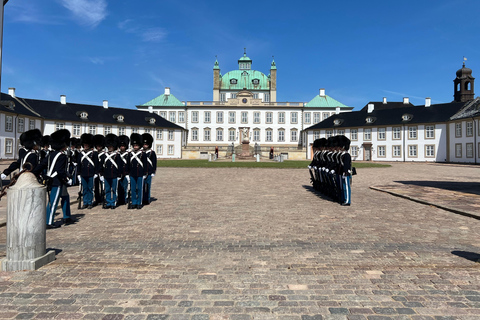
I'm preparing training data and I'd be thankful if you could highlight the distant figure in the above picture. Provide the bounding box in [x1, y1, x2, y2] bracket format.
[215, 146, 219, 159]
[269, 147, 274, 159]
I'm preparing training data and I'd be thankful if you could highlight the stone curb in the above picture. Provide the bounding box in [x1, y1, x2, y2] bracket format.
[370, 186, 480, 220]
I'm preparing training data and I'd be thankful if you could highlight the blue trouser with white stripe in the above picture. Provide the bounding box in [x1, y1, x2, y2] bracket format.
[104, 177, 118, 207]
[130, 176, 144, 206]
[81, 176, 94, 205]
[341, 174, 351, 205]
[143, 174, 152, 204]
[118, 176, 129, 204]
[46, 186, 71, 225]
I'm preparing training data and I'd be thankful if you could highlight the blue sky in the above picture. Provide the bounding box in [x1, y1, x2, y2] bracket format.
[1, 0, 479, 110]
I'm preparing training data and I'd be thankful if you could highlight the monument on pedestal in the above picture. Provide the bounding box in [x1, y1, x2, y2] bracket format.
[1, 172, 56, 271]
[240, 127, 252, 157]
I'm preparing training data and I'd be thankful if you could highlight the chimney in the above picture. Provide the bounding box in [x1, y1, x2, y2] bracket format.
[335, 107, 340, 114]
[403, 97, 409, 104]
[425, 97, 431, 107]
[367, 103, 374, 113]
[60, 95, 66, 105]
[103, 100, 108, 109]
[382, 97, 387, 104]
[165, 87, 170, 96]
[319, 88, 325, 97]
[148, 106, 153, 113]
[8, 88, 15, 97]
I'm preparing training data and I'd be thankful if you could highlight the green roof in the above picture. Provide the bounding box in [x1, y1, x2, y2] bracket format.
[305, 93, 351, 109]
[142, 93, 184, 107]
[220, 70, 270, 91]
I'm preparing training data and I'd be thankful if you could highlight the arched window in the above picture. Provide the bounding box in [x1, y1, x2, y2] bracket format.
[466, 81, 471, 91]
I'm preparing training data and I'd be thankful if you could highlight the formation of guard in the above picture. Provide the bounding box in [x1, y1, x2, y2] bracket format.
[308, 135, 353, 206]
[1, 129, 159, 228]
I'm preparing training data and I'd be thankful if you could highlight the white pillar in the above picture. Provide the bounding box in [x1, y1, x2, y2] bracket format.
[1, 173, 56, 271]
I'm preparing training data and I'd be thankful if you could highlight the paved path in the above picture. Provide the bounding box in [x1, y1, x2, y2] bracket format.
[0, 163, 479, 320]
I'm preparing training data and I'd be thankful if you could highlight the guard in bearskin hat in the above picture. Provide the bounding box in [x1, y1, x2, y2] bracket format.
[100, 134, 122, 209]
[117, 135, 130, 206]
[77, 133, 99, 209]
[128, 133, 147, 209]
[1, 129, 43, 181]
[93, 134, 106, 206]
[40, 135, 51, 161]
[33, 129, 74, 228]
[338, 135, 352, 206]
[142, 133, 156, 205]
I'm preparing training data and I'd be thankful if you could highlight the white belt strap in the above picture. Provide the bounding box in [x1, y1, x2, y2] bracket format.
[131, 151, 143, 167]
[81, 150, 95, 167]
[104, 153, 118, 169]
[120, 152, 128, 164]
[47, 152, 62, 178]
[20, 151, 34, 171]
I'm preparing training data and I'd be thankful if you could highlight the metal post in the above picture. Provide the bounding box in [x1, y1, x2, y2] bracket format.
[0, 2, 4, 92]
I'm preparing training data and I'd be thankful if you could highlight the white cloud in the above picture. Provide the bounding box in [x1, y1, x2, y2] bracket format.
[59, 0, 108, 28]
[8, 2, 63, 25]
[88, 57, 105, 65]
[118, 19, 167, 43]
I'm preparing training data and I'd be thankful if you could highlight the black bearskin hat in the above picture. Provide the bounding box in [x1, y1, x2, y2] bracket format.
[20, 129, 43, 150]
[41, 135, 50, 148]
[319, 138, 327, 148]
[81, 133, 94, 147]
[338, 135, 351, 151]
[69, 137, 77, 147]
[105, 134, 119, 149]
[312, 139, 322, 149]
[74, 138, 82, 148]
[142, 133, 154, 148]
[130, 133, 142, 147]
[118, 135, 129, 147]
[326, 136, 336, 148]
[50, 129, 71, 151]
[93, 134, 105, 148]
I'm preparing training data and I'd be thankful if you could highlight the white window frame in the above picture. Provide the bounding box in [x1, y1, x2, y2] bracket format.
[378, 128, 386, 140]
[17, 118, 24, 133]
[266, 129, 273, 142]
[169, 111, 176, 123]
[178, 111, 185, 123]
[393, 145, 402, 158]
[253, 129, 260, 142]
[304, 112, 311, 124]
[377, 145, 386, 157]
[191, 128, 198, 141]
[266, 112, 273, 124]
[291, 112, 298, 124]
[168, 145, 174, 155]
[291, 129, 298, 142]
[29, 119, 35, 130]
[5, 116, 13, 132]
[278, 112, 285, 124]
[408, 126, 417, 140]
[253, 112, 260, 124]
[89, 125, 96, 135]
[216, 111, 223, 124]
[228, 112, 236, 124]
[228, 129, 236, 141]
[364, 128, 372, 141]
[192, 111, 199, 123]
[466, 143, 473, 158]
[216, 128, 223, 141]
[241, 112, 248, 124]
[204, 111, 211, 123]
[350, 129, 358, 141]
[393, 127, 401, 140]
[408, 145, 418, 158]
[156, 145, 163, 155]
[425, 125, 435, 139]
[204, 128, 211, 141]
[455, 123, 462, 138]
[156, 129, 163, 140]
[425, 145, 435, 158]
[5, 138, 13, 154]
[455, 143, 462, 158]
[278, 129, 285, 142]
[168, 130, 174, 141]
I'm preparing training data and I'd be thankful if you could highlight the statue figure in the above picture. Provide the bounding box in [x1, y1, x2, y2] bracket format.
[241, 128, 249, 143]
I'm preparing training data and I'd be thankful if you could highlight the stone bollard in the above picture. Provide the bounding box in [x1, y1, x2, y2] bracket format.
[1, 172, 56, 271]
[232, 154, 235, 162]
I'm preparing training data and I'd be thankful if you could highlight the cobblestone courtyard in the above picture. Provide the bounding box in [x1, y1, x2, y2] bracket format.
[0, 163, 479, 320]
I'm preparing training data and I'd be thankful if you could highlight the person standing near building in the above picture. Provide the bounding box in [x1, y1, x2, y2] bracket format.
[101, 134, 121, 209]
[93, 134, 106, 207]
[142, 133, 156, 205]
[339, 135, 352, 206]
[34, 129, 74, 228]
[117, 135, 130, 206]
[129, 133, 147, 209]
[77, 133, 99, 209]
[1, 129, 43, 180]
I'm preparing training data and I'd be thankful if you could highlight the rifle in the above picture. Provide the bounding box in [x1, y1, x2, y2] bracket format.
[101, 177, 107, 209]
[77, 181, 83, 209]
[127, 177, 132, 209]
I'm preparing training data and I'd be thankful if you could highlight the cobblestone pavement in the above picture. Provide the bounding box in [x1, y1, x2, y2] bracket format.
[0, 162, 479, 320]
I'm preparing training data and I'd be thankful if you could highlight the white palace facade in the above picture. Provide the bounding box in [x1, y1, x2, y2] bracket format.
[137, 52, 353, 159]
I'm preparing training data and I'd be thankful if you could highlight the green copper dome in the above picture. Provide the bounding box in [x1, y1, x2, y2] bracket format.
[220, 70, 270, 91]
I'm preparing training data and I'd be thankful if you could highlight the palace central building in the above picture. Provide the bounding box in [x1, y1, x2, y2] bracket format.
[137, 51, 353, 159]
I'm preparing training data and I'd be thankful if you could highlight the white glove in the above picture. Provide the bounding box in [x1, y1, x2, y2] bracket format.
[100, 176, 105, 182]
[94, 174, 98, 179]
[77, 175, 81, 183]
[125, 175, 130, 180]
[1, 173, 7, 180]
[143, 175, 147, 180]
[308, 166, 311, 169]
[151, 173, 155, 177]
[67, 178, 73, 186]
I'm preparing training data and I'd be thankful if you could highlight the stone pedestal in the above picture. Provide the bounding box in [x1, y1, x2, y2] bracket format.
[1, 172, 55, 271]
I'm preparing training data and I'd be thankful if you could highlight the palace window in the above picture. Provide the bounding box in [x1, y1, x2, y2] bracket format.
[425, 125, 435, 139]
[119, 127, 126, 135]
[160, 111, 167, 119]
[178, 111, 185, 123]
[17, 118, 24, 133]
[253, 129, 260, 142]
[393, 145, 401, 157]
[314, 131, 320, 140]
[351, 146, 358, 157]
[231, 93, 237, 99]
[220, 93, 226, 102]
[157, 129, 163, 140]
[241, 112, 248, 124]
[229, 111, 236, 123]
[29, 119, 35, 130]
[291, 129, 298, 142]
[217, 111, 224, 123]
[278, 112, 285, 124]
[291, 112, 298, 124]
[56, 123, 65, 131]
[350, 129, 358, 141]
[467, 122, 473, 137]
[378, 128, 386, 140]
[156, 145, 163, 155]
[455, 123, 462, 137]
[228, 129, 236, 141]
[326, 130, 333, 138]
[266, 112, 273, 124]
[323, 112, 329, 120]
[408, 145, 417, 157]
[168, 145, 174, 155]
[5, 139, 13, 154]
[89, 125, 96, 135]
[425, 145, 435, 157]
[105, 126, 112, 135]
[168, 130, 174, 140]
[191, 111, 199, 123]
[466, 143, 474, 158]
[230, 79, 237, 84]
[364, 128, 372, 141]
[393, 127, 401, 140]
[73, 124, 81, 136]
[204, 128, 211, 141]
[253, 93, 259, 99]
[313, 112, 320, 124]
[204, 111, 211, 123]
[304, 112, 311, 124]
[266, 129, 273, 142]
[264, 93, 270, 102]
[216, 128, 223, 141]
[455, 143, 462, 157]
[408, 126, 417, 139]
[253, 112, 260, 124]
[169, 111, 176, 123]
[5, 116, 13, 132]
[132, 127, 139, 133]
[191, 128, 198, 141]
[378, 146, 386, 157]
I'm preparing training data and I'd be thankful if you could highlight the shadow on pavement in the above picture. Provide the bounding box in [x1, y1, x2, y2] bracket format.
[451, 250, 480, 263]
[394, 181, 480, 196]
[302, 185, 339, 203]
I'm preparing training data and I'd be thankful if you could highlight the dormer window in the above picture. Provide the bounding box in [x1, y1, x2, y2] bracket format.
[76, 111, 89, 120]
[252, 79, 260, 85]
[114, 114, 124, 122]
[402, 114, 413, 121]
[242, 71, 248, 76]
[230, 79, 237, 84]
[146, 117, 156, 125]
[333, 119, 344, 126]
[366, 117, 376, 124]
